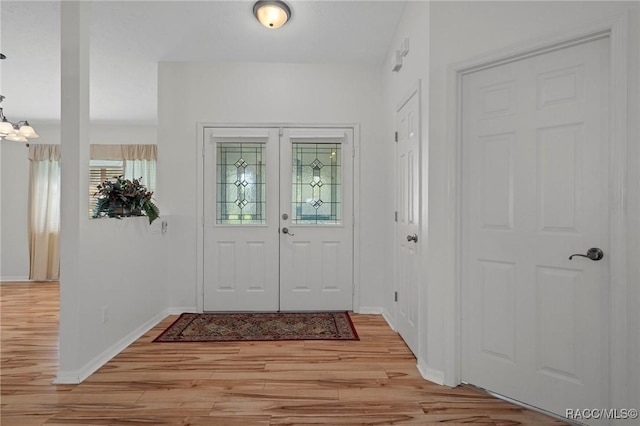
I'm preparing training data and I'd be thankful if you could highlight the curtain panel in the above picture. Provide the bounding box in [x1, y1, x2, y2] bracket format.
[28, 144, 61, 281]
[90, 144, 156, 161]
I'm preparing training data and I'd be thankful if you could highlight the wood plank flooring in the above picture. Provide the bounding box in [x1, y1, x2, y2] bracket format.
[1, 282, 567, 425]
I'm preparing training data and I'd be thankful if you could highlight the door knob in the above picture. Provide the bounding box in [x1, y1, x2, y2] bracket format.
[282, 227, 294, 236]
[569, 247, 603, 261]
[406, 233, 418, 243]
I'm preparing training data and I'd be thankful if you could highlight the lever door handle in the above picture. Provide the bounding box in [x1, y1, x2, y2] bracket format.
[569, 247, 603, 261]
[406, 233, 418, 243]
[282, 227, 294, 236]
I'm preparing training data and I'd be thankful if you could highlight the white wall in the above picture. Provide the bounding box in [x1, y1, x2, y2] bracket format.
[56, 118, 166, 382]
[428, 0, 639, 410]
[0, 124, 158, 281]
[69, 216, 168, 377]
[158, 62, 390, 312]
[380, 0, 432, 374]
[0, 139, 30, 279]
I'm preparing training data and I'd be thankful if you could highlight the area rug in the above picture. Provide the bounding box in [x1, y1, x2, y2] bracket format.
[153, 312, 359, 342]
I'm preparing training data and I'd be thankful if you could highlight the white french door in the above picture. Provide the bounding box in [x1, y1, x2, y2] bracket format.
[461, 37, 610, 422]
[279, 128, 354, 311]
[203, 127, 353, 312]
[203, 128, 280, 312]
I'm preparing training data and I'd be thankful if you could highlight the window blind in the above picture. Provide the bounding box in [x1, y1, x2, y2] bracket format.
[89, 160, 125, 216]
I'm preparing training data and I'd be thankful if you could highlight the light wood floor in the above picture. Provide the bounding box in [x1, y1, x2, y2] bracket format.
[1, 281, 567, 425]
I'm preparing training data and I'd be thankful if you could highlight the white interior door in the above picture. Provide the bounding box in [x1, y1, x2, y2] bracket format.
[204, 127, 354, 312]
[279, 128, 354, 311]
[203, 128, 280, 311]
[461, 37, 609, 422]
[395, 87, 420, 355]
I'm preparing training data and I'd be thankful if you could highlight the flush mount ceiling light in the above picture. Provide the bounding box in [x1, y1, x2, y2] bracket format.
[253, 0, 291, 29]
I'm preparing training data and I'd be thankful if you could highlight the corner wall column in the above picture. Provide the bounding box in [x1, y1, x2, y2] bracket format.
[56, 0, 90, 383]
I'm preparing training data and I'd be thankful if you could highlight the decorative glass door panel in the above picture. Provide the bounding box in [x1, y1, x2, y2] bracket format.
[292, 143, 341, 224]
[217, 143, 266, 224]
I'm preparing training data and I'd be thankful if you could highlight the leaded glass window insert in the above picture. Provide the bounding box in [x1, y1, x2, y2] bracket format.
[292, 143, 341, 224]
[217, 143, 266, 224]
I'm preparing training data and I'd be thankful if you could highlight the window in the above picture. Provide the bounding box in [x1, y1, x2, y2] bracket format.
[89, 160, 125, 215]
[89, 145, 157, 217]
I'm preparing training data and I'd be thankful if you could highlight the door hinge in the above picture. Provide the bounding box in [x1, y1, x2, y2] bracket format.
[394, 291, 398, 302]
[394, 131, 398, 142]
[394, 211, 398, 222]
[352, 145, 355, 158]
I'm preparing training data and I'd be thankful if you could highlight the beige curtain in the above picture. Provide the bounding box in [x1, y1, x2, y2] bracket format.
[28, 144, 61, 281]
[91, 144, 157, 190]
[123, 159, 156, 190]
[90, 144, 156, 161]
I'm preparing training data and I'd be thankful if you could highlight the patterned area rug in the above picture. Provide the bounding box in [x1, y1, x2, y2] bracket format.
[154, 312, 359, 342]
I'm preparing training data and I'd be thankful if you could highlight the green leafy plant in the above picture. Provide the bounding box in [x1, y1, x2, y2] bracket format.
[93, 175, 160, 224]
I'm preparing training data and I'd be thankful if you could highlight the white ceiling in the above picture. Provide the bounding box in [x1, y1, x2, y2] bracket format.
[1, 1, 407, 124]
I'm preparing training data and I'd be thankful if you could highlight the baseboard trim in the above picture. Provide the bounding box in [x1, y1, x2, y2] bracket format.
[54, 307, 185, 384]
[357, 307, 383, 315]
[167, 307, 197, 315]
[354, 307, 442, 385]
[381, 307, 396, 332]
[53, 370, 84, 385]
[358, 306, 397, 332]
[463, 383, 582, 426]
[417, 359, 445, 385]
[356, 307, 399, 332]
[0, 276, 31, 282]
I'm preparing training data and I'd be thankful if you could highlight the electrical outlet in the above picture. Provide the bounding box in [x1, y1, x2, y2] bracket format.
[151, 220, 162, 234]
[102, 306, 109, 324]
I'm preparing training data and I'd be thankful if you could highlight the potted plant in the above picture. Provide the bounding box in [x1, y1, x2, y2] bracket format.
[93, 175, 160, 224]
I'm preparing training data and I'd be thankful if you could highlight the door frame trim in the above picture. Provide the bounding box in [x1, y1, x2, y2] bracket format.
[196, 123, 361, 313]
[446, 13, 629, 411]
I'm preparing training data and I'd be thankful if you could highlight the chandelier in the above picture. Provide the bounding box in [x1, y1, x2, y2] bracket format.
[0, 54, 39, 142]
